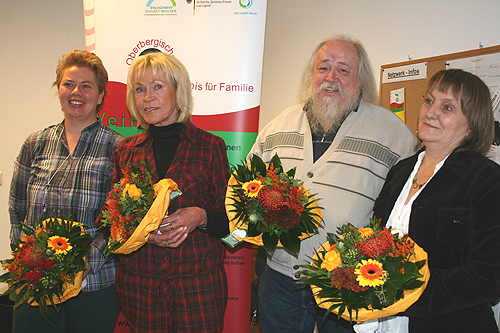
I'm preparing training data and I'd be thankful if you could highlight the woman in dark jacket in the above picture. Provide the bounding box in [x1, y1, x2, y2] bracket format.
[373, 69, 500, 333]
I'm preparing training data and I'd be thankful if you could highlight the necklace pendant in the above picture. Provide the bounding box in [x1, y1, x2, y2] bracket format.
[412, 177, 425, 189]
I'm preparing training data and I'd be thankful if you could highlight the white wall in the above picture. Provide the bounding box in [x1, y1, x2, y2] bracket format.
[0, 1, 85, 290]
[1, 0, 500, 288]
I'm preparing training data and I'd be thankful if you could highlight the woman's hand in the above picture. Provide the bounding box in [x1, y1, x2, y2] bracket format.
[148, 207, 207, 248]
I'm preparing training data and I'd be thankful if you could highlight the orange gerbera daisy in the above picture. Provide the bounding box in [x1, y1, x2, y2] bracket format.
[242, 180, 263, 197]
[354, 259, 387, 287]
[47, 236, 73, 255]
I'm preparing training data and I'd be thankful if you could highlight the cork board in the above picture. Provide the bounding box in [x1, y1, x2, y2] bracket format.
[379, 45, 500, 135]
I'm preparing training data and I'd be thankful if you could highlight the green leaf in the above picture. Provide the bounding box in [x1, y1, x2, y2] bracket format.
[262, 232, 279, 255]
[403, 279, 425, 290]
[268, 154, 283, 174]
[9, 292, 17, 302]
[250, 154, 267, 176]
[415, 259, 426, 270]
[279, 229, 301, 256]
[246, 221, 261, 237]
[286, 166, 296, 178]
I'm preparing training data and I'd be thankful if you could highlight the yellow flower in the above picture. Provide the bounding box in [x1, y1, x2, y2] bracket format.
[47, 236, 73, 255]
[123, 183, 142, 200]
[358, 227, 374, 238]
[242, 180, 263, 197]
[321, 245, 342, 271]
[355, 259, 387, 287]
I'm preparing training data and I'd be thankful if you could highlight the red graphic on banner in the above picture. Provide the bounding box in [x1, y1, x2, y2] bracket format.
[223, 243, 253, 333]
[99, 82, 137, 131]
[192, 107, 259, 133]
[114, 311, 131, 333]
[100, 81, 259, 135]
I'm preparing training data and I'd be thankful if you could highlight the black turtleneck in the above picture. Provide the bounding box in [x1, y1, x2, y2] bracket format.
[150, 122, 229, 238]
[150, 123, 184, 178]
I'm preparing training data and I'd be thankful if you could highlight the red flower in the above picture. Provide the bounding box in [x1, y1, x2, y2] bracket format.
[16, 244, 34, 260]
[25, 252, 45, 268]
[330, 266, 370, 293]
[358, 230, 394, 259]
[40, 259, 55, 271]
[288, 187, 299, 198]
[286, 200, 305, 215]
[388, 236, 414, 261]
[25, 270, 42, 285]
[120, 176, 129, 187]
[262, 206, 301, 229]
[259, 188, 286, 210]
[16, 243, 45, 268]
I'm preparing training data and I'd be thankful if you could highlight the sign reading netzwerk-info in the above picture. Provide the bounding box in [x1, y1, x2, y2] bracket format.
[84, 1, 267, 333]
[382, 62, 427, 84]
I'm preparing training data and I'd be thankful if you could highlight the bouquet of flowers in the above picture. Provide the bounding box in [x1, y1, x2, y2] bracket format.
[100, 161, 181, 255]
[225, 154, 323, 256]
[0, 216, 91, 323]
[300, 218, 429, 323]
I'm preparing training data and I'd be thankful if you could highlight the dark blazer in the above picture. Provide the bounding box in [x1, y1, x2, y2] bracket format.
[373, 149, 500, 333]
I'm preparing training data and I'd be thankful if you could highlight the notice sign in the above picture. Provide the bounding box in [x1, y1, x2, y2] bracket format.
[390, 87, 406, 122]
[382, 62, 427, 83]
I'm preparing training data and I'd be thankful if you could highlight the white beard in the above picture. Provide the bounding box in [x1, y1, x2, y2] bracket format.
[309, 82, 360, 135]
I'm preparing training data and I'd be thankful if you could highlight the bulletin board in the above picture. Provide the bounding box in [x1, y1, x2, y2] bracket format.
[379, 45, 500, 135]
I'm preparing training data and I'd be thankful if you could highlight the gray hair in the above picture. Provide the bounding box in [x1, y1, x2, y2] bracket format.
[298, 35, 378, 104]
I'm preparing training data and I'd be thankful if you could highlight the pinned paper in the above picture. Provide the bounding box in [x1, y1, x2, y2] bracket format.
[390, 88, 406, 122]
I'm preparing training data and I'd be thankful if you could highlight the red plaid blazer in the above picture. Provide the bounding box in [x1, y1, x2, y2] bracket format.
[111, 122, 229, 332]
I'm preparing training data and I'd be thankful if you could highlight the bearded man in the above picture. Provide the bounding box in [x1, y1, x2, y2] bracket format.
[248, 35, 417, 333]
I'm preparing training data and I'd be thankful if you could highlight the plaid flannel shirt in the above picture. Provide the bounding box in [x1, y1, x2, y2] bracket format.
[9, 120, 123, 292]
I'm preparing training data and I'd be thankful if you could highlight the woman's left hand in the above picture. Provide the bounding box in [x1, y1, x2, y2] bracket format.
[148, 207, 207, 248]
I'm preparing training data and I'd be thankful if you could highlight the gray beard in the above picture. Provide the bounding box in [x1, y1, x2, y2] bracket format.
[308, 100, 346, 137]
[308, 94, 360, 137]
[308, 81, 361, 136]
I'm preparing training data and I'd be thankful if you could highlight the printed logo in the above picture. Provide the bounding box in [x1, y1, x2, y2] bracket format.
[239, 0, 252, 8]
[145, 0, 177, 16]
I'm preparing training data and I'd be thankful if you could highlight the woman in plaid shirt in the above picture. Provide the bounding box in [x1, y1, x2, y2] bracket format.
[9, 50, 123, 332]
[108, 52, 230, 332]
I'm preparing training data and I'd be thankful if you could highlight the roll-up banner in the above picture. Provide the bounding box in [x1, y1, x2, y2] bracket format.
[83, 1, 267, 332]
